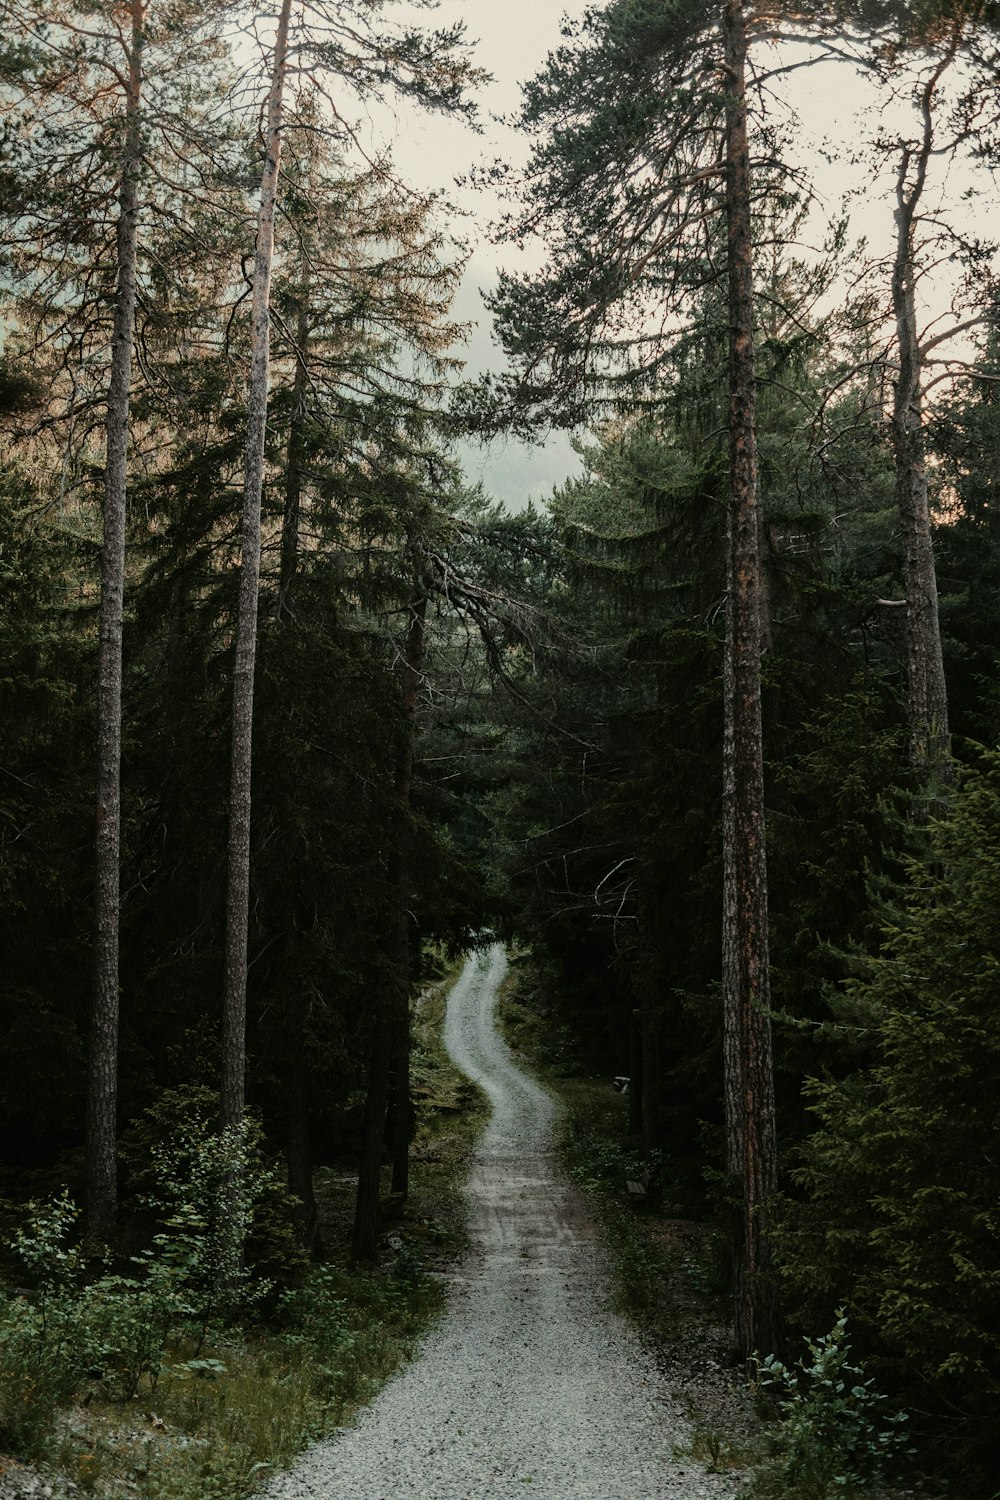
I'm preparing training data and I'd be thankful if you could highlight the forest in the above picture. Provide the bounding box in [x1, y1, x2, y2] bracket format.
[2, 0, 1000, 1496]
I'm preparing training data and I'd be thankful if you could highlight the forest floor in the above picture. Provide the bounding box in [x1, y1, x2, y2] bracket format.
[2, 947, 926, 1500]
[0, 958, 486, 1500]
[259, 944, 742, 1500]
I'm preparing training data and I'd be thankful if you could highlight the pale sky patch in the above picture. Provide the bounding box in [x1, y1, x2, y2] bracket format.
[370, 5, 1000, 508]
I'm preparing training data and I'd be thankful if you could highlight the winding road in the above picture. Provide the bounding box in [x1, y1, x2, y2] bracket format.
[263, 946, 738, 1499]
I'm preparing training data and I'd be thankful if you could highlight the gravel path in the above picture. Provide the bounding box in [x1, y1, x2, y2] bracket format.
[262, 944, 740, 1500]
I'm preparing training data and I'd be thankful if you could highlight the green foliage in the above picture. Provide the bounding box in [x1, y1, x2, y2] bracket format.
[0, 1293, 79, 1455]
[0, 476, 93, 1173]
[775, 749, 1000, 1483]
[751, 1313, 911, 1498]
[122, 1087, 306, 1318]
[0, 1104, 289, 1456]
[932, 328, 1000, 743]
[0, 1191, 194, 1450]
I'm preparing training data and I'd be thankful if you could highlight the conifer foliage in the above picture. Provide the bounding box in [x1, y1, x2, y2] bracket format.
[3, 3, 1000, 1492]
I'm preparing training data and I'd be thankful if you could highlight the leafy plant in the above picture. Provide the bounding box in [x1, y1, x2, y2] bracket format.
[122, 1086, 307, 1311]
[752, 1312, 911, 1498]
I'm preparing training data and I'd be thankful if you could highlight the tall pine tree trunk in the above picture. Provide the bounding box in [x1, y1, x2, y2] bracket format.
[286, 950, 319, 1253]
[890, 67, 951, 780]
[352, 1001, 392, 1260]
[721, 0, 777, 1361]
[278, 275, 310, 622]
[86, 0, 145, 1249]
[278, 270, 318, 1247]
[354, 588, 428, 1252]
[221, 0, 293, 1136]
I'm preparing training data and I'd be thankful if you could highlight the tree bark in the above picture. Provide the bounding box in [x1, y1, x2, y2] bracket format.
[639, 992, 661, 1155]
[628, 1007, 643, 1137]
[86, 0, 145, 1250]
[721, 0, 778, 1361]
[890, 63, 952, 781]
[221, 0, 293, 1137]
[278, 266, 315, 1242]
[278, 270, 310, 622]
[286, 965, 319, 1254]
[353, 588, 428, 1244]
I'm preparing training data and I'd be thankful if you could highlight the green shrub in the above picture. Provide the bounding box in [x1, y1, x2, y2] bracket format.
[122, 1086, 308, 1313]
[0, 1291, 80, 1455]
[752, 1312, 911, 1497]
[775, 749, 1000, 1483]
[0, 1112, 288, 1457]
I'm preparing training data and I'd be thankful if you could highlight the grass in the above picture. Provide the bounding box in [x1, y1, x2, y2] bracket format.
[496, 954, 934, 1500]
[497, 953, 761, 1479]
[50, 1273, 444, 1499]
[1, 955, 487, 1500]
[497, 958, 727, 1341]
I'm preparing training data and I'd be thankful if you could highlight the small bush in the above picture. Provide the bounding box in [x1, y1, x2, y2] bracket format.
[0, 1292, 80, 1455]
[751, 1312, 911, 1498]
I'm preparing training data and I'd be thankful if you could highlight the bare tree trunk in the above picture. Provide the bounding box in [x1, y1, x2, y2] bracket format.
[722, 0, 777, 1361]
[639, 993, 660, 1155]
[890, 63, 952, 781]
[86, 0, 145, 1250]
[389, 592, 427, 1198]
[278, 276, 310, 622]
[628, 1006, 643, 1136]
[278, 274, 315, 1243]
[221, 0, 293, 1137]
[722, 512, 742, 1185]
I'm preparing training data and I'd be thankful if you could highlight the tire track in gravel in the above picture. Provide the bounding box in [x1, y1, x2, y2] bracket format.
[262, 944, 739, 1500]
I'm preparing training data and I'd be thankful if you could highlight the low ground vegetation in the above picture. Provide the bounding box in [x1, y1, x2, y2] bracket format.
[0, 964, 484, 1500]
[498, 953, 932, 1500]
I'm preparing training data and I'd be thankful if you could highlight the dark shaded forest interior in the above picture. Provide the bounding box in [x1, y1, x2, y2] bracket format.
[2, 1, 1000, 1497]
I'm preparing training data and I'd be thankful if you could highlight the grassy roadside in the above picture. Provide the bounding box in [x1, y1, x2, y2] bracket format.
[495, 951, 759, 1482]
[0, 956, 486, 1500]
[497, 952, 930, 1500]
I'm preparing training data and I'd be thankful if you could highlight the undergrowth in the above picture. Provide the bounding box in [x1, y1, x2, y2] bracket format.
[0, 956, 485, 1500]
[497, 955, 728, 1346]
[498, 950, 924, 1500]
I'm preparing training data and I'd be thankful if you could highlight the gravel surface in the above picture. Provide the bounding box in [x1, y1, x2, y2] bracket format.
[262, 944, 742, 1500]
[0, 1461, 70, 1500]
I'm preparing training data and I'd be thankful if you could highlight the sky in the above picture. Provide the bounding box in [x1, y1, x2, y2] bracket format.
[378, 0, 593, 511]
[366, 3, 999, 511]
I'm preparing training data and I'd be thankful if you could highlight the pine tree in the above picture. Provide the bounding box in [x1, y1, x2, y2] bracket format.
[217, 0, 483, 1218]
[481, 0, 807, 1358]
[0, 0, 235, 1246]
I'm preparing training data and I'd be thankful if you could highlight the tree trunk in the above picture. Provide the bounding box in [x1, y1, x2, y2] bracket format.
[278, 270, 315, 1241]
[639, 990, 660, 1155]
[86, 0, 145, 1250]
[221, 0, 293, 1137]
[628, 1006, 643, 1136]
[389, 592, 427, 1198]
[722, 514, 742, 1185]
[721, 0, 777, 1361]
[278, 273, 310, 622]
[890, 72, 951, 781]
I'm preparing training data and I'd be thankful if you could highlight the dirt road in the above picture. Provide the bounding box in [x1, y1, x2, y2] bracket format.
[263, 945, 737, 1499]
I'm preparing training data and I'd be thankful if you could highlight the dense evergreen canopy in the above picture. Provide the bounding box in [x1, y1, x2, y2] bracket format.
[2, 0, 1000, 1491]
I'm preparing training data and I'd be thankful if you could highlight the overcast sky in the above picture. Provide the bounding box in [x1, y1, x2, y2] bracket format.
[365, 4, 998, 511]
[371, 1, 592, 511]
